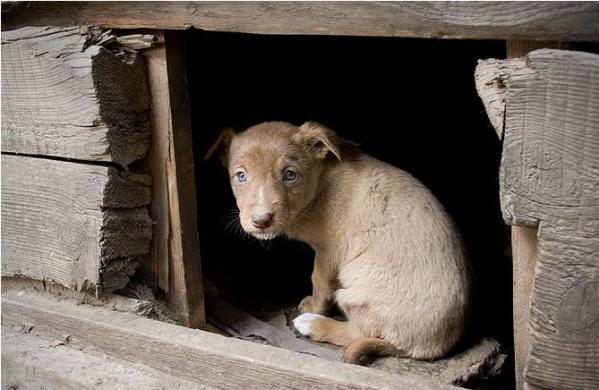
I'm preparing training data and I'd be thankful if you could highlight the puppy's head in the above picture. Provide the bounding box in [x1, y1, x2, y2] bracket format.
[206, 121, 342, 240]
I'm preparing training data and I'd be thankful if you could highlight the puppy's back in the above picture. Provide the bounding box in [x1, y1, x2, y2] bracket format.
[331, 155, 471, 358]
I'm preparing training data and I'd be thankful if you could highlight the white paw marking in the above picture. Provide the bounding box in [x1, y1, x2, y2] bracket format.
[293, 313, 324, 336]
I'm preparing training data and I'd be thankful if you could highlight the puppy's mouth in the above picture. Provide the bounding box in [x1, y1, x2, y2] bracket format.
[251, 230, 278, 240]
[244, 224, 280, 240]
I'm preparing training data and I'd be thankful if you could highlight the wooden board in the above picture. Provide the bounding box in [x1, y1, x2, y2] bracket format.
[1, 26, 151, 168]
[1, 155, 152, 295]
[504, 41, 568, 390]
[510, 226, 541, 390]
[1, 290, 458, 390]
[475, 49, 599, 390]
[140, 31, 205, 329]
[2, 327, 212, 390]
[2, 2, 598, 42]
[205, 286, 505, 386]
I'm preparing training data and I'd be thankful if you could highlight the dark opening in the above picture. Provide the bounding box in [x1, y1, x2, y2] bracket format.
[187, 30, 512, 389]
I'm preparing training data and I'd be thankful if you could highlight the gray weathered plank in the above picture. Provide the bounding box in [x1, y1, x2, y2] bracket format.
[1, 2, 598, 41]
[476, 49, 599, 390]
[1, 154, 152, 295]
[1, 26, 151, 168]
[1, 327, 211, 390]
[1, 290, 459, 390]
[510, 226, 542, 390]
[139, 31, 205, 329]
[504, 41, 572, 390]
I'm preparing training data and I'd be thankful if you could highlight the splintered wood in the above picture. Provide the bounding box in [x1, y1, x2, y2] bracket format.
[475, 49, 599, 390]
[1, 26, 151, 167]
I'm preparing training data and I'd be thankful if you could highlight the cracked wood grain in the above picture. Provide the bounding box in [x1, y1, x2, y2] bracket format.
[476, 49, 599, 390]
[1, 26, 151, 168]
[1, 155, 152, 295]
[2, 2, 598, 41]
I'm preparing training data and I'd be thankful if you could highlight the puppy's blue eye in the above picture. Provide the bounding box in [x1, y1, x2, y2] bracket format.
[235, 171, 247, 182]
[284, 170, 297, 181]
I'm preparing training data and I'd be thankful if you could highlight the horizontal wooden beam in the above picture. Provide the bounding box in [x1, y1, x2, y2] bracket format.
[1, 290, 458, 390]
[1, 155, 152, 295]
[1, 26, 151, 167]
[2, 2, 598, 42]
[2, 326, 208, 390]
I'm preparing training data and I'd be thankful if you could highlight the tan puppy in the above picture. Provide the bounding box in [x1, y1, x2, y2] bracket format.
[207, 121, 471, 363]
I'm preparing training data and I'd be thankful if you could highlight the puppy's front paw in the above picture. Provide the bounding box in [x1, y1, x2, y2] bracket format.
[298, 295, 315, 313]
[293, 313, 325, 337]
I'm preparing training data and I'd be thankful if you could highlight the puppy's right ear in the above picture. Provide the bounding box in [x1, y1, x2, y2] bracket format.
[204, 127, 236, 167]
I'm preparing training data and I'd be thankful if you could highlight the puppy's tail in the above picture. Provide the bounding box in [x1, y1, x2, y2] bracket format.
[342, 338, 407, 365]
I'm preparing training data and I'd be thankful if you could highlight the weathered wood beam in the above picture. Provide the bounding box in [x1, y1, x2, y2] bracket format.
[476, 49, 599, 390]
[1, 26, 151, 168]
[505, 40, 572, 390]
[2, 327, 209, 390]
[1, 290, 459, 390]
[2, 2, 598, 42]
[140, 31, 205, 329]
[1, 155, 152, 295]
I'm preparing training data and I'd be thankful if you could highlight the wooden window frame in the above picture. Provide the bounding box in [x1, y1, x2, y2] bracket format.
[2, 3, 598, 389]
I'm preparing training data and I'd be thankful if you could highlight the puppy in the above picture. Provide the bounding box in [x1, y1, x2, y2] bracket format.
[206, 121, 471, 363]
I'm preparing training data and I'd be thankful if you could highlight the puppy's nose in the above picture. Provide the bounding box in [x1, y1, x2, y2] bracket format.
[251, 213, 273, 229]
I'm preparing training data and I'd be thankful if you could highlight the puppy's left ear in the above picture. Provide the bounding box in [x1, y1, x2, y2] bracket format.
[204, 127, 236, 167]
[295, 122, 342, 162]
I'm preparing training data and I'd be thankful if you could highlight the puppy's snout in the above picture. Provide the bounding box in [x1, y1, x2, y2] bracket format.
[251, 212, 273, 229]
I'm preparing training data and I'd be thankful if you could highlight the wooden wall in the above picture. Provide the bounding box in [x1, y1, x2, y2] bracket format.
[1, 27, 153, 296]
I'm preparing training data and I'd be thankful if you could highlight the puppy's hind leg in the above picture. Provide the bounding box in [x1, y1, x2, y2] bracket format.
[293, 313, 357, 348]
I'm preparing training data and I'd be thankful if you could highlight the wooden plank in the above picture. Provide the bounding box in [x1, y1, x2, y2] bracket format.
[1, 155, 152, 295]
[1, 26, 151, 168]
[506, 40, 571, 58]
[511, 226, 542, 390]
[505, 41, 569, 390]
[206, 287, 505, 386]
[1, 290, 458, 390]
[138, 32, 170, 295]
[2, 327, 211, 390]
[140, 31, 205, 329]
[2, 2, 598, 41]
[475, 49, 599, 390]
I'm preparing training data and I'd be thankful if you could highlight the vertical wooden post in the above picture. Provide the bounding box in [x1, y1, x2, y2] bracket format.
[142, 31, 205, 329]
[510, 226, 541, 390]
[506, 40, 565, 390]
